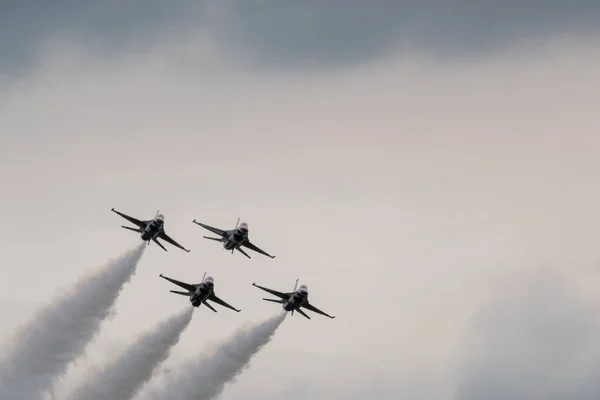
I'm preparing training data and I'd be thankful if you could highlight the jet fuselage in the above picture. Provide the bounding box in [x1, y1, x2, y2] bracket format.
[190, 282, 213, 307]
[282, 291, 308, 312]
[140, 220, 163, 241]
[222, 228, 248, 250]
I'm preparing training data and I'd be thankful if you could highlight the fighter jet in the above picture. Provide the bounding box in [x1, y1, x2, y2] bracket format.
[111, 208, 190, 252]
[159, 272, 241, 312]
[252, 279, 335, 319]
[192, 217, 275, 259]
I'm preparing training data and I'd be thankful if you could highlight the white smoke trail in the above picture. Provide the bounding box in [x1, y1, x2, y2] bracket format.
[144, 312, 286, 400]
[65, 306, 194, 400]
[0, 243, 145, 400]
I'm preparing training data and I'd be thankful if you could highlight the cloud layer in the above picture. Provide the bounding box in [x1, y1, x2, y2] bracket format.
[3, 0, 600, 75]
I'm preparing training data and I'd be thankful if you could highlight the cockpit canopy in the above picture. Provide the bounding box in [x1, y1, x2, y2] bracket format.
[205, 276, 214, 286]
[155, 213, 165, 224]
[238, 222, 248, 232]
[298, 284, 308, 295]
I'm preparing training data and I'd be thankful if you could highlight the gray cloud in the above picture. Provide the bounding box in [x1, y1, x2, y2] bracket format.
[210, 0, 600, 69]
[0, 0, 202, 77]
[2, 0, 600, 76]
[456, 267, 600, 400]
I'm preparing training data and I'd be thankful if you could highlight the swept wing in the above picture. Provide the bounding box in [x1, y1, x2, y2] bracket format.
[301, 301, 336, 319]
[241, 240, 276, 259]
[159, 274, 197, 292]
[111, 208, 147, 228]
[158, 232, 191, 253]
[192, 220, 227, 236]
[251, 283, 290, 299]
[208, 293, 241, 312]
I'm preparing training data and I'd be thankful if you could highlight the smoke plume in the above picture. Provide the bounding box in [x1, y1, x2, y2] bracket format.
[0, 244, 145, 400]
[145, 312, 286, 400]
[65, 305, 194, 400]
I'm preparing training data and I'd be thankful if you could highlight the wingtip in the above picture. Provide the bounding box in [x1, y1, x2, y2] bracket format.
[186, 249, 191, 253]
[252, 282, 257, 286]
[111, 207, 115, 211]
[159, 273, 164, 277]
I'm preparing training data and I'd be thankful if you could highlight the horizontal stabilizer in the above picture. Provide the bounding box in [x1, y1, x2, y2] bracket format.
[262, 298, 284, 303]
[153, 238, 168, 251]
[202, 300, 217, 312]
[235, 246, 251, 259]
[121, 226, 142, 233]
[170, 290, 189, 296]
[203, 236, 223, 242]
[296, 308, 311, 319]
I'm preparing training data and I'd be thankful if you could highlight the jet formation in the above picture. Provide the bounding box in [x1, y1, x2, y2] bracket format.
[111, 208, 335, 319]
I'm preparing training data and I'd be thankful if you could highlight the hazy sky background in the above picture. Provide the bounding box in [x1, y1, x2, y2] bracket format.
[1, 1, 600, 399]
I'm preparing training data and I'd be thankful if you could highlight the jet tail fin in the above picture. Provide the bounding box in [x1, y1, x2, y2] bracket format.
[293, 278, 299, 292]
[170, 290, 189, 296]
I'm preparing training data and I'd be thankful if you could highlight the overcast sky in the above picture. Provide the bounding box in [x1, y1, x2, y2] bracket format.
[1, 2, 600, 399]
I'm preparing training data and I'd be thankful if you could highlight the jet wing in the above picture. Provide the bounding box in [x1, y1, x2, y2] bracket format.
[301, 301, 336, 319]
[111, 208, 147, 228]
[208, 293, 241, 312]
[192, 220, 226, 236]
[251, 283, 290, 300]
[158, 232, 191, 253]
[159, 274, 197, 292]
[241, 240, 276, 259]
